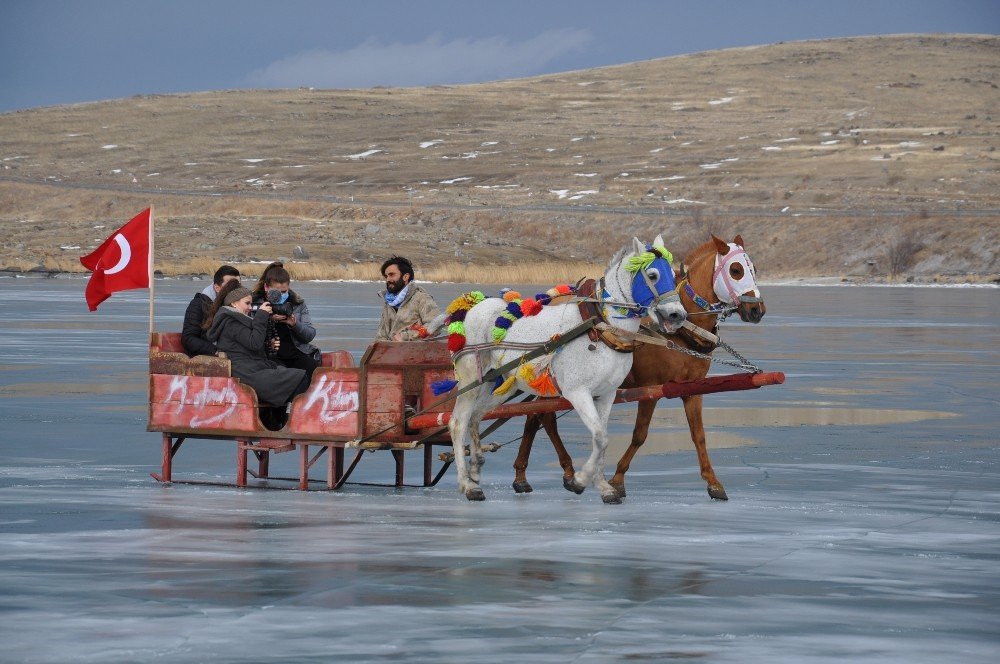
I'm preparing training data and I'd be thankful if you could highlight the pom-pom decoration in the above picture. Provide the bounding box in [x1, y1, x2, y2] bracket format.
[527, 369, 559, 396]
[492, 374, 518, 396]
[431, 378, 458, 395]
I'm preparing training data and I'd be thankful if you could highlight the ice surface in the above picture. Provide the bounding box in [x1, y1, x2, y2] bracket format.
[0, 281, 997, 663]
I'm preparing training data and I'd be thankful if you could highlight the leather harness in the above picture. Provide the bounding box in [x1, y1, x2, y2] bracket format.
[576, 279, 640, 353]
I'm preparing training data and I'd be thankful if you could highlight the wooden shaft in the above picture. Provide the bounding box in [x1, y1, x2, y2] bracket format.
[406, 371, 785, 429]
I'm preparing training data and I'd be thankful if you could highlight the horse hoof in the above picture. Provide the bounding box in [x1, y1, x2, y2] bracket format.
[465, 488, 486, 501]
[563, 478, 586, 495]
[601, 491, 623, 505]
[610, 483, 627, 498]
[708, 485, 729, 501]
[512, 481, 533, 494]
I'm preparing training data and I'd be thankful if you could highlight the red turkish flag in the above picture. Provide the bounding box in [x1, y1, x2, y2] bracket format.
[80, 208, 151, 311]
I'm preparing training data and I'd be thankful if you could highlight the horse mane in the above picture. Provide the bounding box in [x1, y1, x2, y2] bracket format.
[605, 242, 631, 273]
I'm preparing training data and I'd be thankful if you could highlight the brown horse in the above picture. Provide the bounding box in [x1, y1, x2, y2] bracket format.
[511, 235, 766, 500]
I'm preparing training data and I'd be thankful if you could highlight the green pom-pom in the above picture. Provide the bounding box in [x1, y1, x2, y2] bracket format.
[491, 327, 507, 343]
[448, 321, 465, 335]
[470, 291, 485, 304]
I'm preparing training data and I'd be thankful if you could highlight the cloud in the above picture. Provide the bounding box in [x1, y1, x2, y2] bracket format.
[246, 29, 591, 89]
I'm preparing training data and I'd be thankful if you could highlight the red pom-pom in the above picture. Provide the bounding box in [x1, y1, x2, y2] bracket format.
[520, 299, 542, 316]
[448, 334, 466, 353]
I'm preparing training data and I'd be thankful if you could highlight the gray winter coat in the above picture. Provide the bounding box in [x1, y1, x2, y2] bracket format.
[207, 306, 306, 405]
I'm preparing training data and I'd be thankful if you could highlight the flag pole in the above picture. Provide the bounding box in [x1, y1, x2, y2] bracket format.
[148, 205, 155, 339]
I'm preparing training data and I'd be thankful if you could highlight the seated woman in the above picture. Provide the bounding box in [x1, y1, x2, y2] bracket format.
[204, 281, 310, 429]
[251, 261, 321, 379]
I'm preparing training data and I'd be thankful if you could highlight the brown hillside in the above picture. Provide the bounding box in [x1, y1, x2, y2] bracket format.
[0, 34, 997, 282]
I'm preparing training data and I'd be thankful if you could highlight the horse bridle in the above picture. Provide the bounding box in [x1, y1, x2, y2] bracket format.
[678, 244, 760, 316]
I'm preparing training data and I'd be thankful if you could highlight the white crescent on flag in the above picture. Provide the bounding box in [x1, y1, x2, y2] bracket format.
[103, 234, 132, 275]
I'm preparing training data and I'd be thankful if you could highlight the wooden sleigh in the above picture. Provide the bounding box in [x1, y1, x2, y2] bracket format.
[147, 332, 783, 492]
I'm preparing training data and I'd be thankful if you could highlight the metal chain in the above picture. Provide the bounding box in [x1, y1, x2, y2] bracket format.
[657, 334, 762, 373]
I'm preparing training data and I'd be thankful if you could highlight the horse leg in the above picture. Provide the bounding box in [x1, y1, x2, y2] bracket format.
[538, 412, 582, 494]
[610, 397, 658, 498]
[448, 393, 485, 501]
[683, 394, 728, 500]
[512, 414, 541, 494]
[568, 391, 620, 504]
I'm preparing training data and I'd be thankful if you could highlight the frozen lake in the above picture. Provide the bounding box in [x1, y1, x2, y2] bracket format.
[0, 278, 998, 663]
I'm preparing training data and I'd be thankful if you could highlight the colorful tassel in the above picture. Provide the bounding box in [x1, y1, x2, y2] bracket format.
[528, 369, 559, 396]
[492, 374, 517, 396]
[518, 363, 536, 382]
[520, 299, 542, 316]
[431, 378, 458, 395]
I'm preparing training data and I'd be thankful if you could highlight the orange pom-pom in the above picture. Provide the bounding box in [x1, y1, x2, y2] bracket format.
[520, 299, 542, 316]
[528, 369, 559, 396]
[555, 284, 573, 295]
[502, 290, 522, 302]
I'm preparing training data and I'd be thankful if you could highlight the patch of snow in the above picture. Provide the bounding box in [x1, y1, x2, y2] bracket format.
[545, 148, 556, 152]
[241, 158, 266, 163]
[762, 146, 782, 151]
[420, 140, 443, 148]
[781, 206, 791, 212]
[59, 245, 80, 250]
[568, 190, 598, 200]
[708, 97, 733, 105]
[667, 175, 685, 180]
[481, 141, 498, 146]
[146, 173, 159, 177]
[821, 140, 840, 145]
[570, 137, 586, 142]
[549, 189, 570, 199]
[723, 157, 739, 162]
[774, 138, 800, 143]
[899, 141, 923, 148]
[110, 169, 122, 174]
[575, 173, 598, 177]
[345, 149, 383, 159]
[102, 145, 117, 149]
[650, 147, 665, 153]
[3, 156, 28, 161]
[440, 176, 472, 184]
[700, 163, 722, 169]
[620, 172, 629, 177]
[184, 162, 199, 166]
[663, 198, 706, 204]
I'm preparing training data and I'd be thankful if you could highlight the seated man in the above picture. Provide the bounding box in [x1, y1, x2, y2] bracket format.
[375, 255, 441, 341]
[182, 264, 240, 357]
[251, 262, 321, 379]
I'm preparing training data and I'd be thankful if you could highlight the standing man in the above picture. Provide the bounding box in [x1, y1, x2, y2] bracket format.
[375, 256, 440, 341]
[182, 264, 240, 356]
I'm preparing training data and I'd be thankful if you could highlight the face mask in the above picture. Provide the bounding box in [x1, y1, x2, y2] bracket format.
[277, 292, 289, 305]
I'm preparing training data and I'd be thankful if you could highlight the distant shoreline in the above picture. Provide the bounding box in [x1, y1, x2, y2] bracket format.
[3, 268, 995, 289]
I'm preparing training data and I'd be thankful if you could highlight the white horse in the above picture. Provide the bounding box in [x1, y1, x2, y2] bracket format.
[447, 236, 687, 503]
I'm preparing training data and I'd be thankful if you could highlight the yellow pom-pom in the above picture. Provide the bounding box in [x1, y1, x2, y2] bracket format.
[492, 374, 518, 396]
[518, 363, 536, 382]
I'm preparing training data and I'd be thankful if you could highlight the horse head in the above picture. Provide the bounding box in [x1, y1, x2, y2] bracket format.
[710, 234, 766, 323]
[612, 235, 686, 332]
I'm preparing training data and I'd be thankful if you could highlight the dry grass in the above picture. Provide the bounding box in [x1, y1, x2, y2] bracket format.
[0, 34, 997, 281]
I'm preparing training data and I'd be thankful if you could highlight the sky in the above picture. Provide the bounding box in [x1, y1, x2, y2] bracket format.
[1, 0, 997, 113]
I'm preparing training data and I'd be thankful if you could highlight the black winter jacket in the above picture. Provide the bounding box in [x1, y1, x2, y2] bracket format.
[182, 292, 217, 357]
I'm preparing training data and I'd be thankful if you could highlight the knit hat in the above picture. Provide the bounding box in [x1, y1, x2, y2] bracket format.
[223, 286, 252, 306]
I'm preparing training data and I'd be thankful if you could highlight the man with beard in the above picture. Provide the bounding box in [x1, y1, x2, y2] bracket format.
[375, 255, 440, 341]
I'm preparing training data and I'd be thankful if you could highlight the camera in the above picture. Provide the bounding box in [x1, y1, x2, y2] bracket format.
[266, 289, 293, 317]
